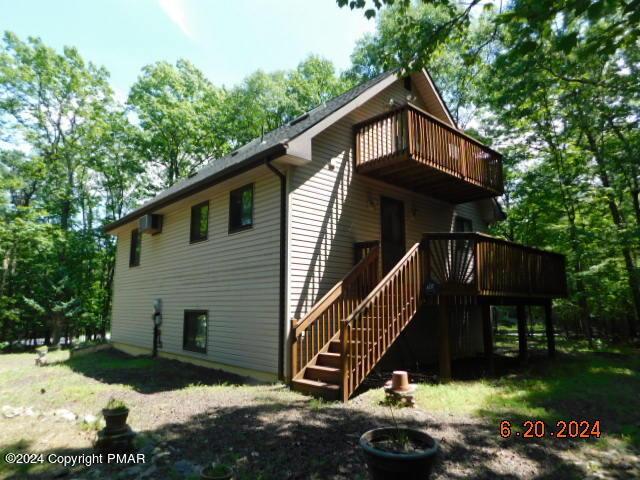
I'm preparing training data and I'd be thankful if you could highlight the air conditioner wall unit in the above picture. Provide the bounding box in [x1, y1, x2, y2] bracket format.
[139, 214, 163, 235]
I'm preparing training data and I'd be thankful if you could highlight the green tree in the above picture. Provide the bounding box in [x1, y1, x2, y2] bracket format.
[224, 55, 351, 146]
[337, 0, 640, 70]
[128, 59, 230, 188]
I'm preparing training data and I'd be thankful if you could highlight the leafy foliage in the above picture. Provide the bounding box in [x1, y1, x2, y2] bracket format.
[342, 1, 640, 338]
[0, 35, 351, 347]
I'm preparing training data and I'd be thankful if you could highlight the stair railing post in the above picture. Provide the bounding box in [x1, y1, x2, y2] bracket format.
[340, 320, 349, 402]
[291, 318, 299, 379]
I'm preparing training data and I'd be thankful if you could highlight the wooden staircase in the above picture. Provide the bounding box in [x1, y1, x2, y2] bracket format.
[291, 242, 425, 401]
[291, 233, 567, 401]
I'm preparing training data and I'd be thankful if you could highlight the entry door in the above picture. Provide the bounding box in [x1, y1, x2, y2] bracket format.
[380, 196, 406, 274]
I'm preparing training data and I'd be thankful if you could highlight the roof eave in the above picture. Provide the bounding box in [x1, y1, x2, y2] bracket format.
[103, 143, 287, 234]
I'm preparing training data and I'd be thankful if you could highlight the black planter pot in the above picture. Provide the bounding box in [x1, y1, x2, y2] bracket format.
[359, 427, 438, 480]
[102, 408, 129, 433]
[200, 464, 233, 480]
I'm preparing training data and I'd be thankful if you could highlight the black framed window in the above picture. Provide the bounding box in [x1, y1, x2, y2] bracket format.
[129, 228, 141, 267]
[190, 201, 209, 243]
[403, 76, 412, 91]
[454, 216, 473, 233]
[453, 216, 473, 254]
[183, 310, 208, 353]
[229, 184, 254, 233]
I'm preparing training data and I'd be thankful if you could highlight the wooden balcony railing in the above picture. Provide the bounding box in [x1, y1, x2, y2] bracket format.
[291, 243, 380, 380]
[354, 105, 504, 201]
[422, 233, 567, 298]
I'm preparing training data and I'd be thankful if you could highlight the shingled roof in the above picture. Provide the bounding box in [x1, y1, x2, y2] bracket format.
[105, 70, 396, 232]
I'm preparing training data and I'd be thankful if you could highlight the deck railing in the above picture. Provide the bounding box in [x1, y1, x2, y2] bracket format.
[422, 233, 567, 298]
[337, 233, 566, 399]
[291, 243, 380, 379]
[354, 104, 504, 195]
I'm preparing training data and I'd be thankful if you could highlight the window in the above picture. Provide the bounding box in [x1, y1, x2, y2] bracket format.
[229, 184, 254, 233]
[403, 76, 412, 92]
[454, 216, 473, 233]
[453, 216, 473, 255]
[183, 310, 208, 353]
[129, 229, 141, 267]
[190, 201, 209, 243]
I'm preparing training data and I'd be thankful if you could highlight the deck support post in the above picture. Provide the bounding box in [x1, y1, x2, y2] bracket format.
[438, 304, 452, 382]
[481, 304, 494, 375]
[544, 301, 556, 358]
[516, 305, 528, 365]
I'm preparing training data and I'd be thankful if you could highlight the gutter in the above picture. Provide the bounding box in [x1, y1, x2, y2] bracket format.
[265, 159, 287, 381]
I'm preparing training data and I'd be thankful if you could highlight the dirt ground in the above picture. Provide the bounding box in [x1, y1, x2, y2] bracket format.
[0, 348, 638, 479]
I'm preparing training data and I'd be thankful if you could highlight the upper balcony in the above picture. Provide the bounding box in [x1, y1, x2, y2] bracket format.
[354, 104, 504, 203]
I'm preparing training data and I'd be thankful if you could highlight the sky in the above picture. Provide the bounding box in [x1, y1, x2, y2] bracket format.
[1, 0, 377, 100]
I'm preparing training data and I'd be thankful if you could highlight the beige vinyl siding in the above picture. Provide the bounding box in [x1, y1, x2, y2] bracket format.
[111, 165, 280, 377]
[287, 79, 489, 363]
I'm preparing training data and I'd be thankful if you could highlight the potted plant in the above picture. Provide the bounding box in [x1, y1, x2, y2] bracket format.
[360, 427, 438, 480]
[35, 346, 48, 366]
[102, 398, 129, 433]
[359, 372, 438, 479]
[200, 462, 233, 480]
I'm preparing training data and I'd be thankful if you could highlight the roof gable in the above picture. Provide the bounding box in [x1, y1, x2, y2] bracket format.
[105, 69, 461, 232]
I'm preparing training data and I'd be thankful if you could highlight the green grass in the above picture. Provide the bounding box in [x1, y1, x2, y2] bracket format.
[0, 350, 133, 412]
[411, 342, 640, 448]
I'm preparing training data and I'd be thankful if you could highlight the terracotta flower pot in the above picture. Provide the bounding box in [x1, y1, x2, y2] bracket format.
[360, 427, 438, 480]
[102, 408, 129, 433]
[200, 464, 233, 480]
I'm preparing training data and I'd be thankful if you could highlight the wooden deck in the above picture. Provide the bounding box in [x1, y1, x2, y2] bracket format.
[291, 234, 566, 401]
[422, 232, 567, 302]
[354, 104, 504, 203]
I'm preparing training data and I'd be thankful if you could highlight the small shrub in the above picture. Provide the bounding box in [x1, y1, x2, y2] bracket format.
[104, 397, 127, 411]
[202, 462, 232, 477]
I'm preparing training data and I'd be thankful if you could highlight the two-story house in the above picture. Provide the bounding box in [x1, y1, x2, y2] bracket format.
[105, 70, 566, 401]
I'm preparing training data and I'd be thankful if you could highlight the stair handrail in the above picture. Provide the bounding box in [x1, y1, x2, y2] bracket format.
[291, 243, 380, 379]
[340, 242, 424, 400]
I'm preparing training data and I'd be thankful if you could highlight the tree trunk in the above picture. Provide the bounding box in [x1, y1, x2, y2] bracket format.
[585, 131, 640, 337]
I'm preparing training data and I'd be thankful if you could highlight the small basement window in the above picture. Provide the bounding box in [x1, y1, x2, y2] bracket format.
[190, 201, 209, 243]
[129, 228, 141, 267]
[183, 310, 208, 353]
[229, 183, 254, 233]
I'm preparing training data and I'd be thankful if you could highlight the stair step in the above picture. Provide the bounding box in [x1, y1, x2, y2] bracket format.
[328, 338, 380, 353]
[305, 365, 340, 383]
[317, 352, 341, 368]
[292, 378, 340, 400]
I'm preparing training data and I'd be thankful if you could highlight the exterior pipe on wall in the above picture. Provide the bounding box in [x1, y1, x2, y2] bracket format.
[265, 158, 287, 380]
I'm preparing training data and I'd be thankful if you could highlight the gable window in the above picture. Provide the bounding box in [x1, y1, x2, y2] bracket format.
[129, 229, 141, 267]
[190, 201, 209, 243]
[183, 310, 208, 353]
[229, 184, 254, 233]
[403, 76, 412, 92]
